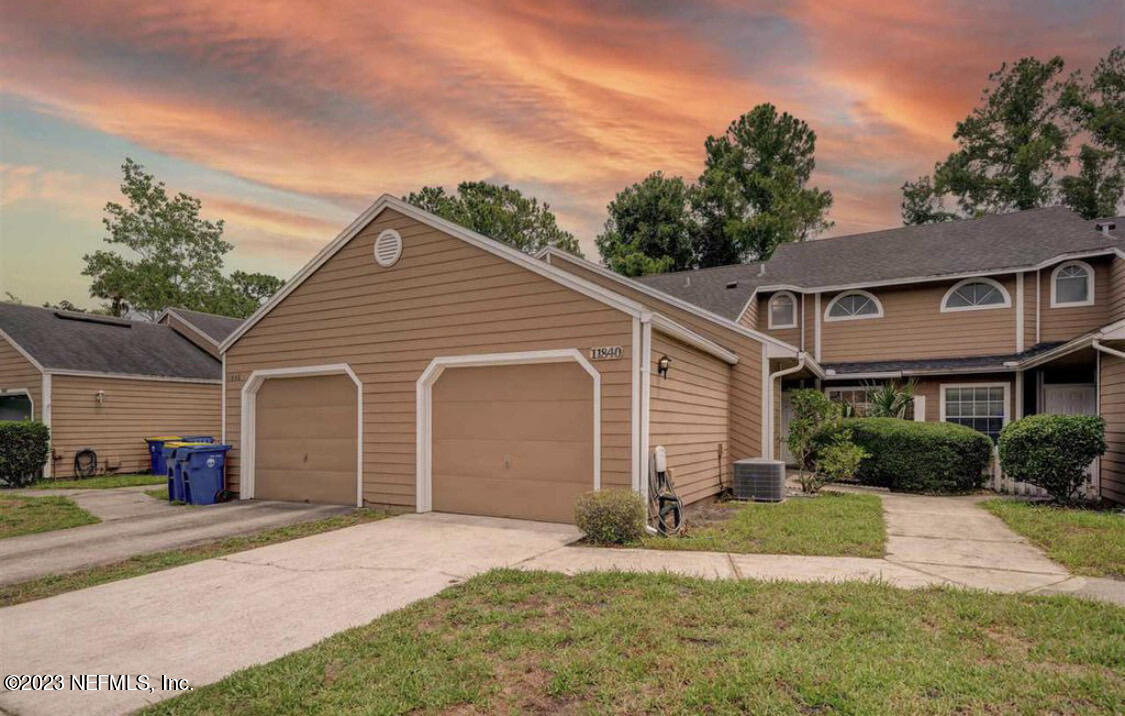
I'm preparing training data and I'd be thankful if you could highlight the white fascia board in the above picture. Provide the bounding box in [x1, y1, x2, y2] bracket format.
[45, 369, 222, 384]
[0, 328, 45, 373]
[541, 248, 801, 356]
[164, 310, 221, 347]
[221, 196, 647, 353]
[648, 313, 739, 365]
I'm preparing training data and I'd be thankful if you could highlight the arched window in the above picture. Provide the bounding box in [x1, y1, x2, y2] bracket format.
[941, 278, 1011, 312]
[1051, 260, 1094, 307]
[768, 291, 798, 329]
[825, 290, 883, 321]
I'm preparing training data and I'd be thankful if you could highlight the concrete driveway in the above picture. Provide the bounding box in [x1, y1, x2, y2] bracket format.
[0, 512, 580, 716]
[1, 486, 351, 585]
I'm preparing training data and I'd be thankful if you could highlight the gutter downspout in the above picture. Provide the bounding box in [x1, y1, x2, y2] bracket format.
[1093, 340, 1125, 361]
[765, 352, 808, 460]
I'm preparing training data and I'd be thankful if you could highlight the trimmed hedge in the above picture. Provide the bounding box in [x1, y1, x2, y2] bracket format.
[848, 418, 993, 494]
[998, 414, 1105, 502]
[575, 490, 646, 544]
[0, 421, 50, 487]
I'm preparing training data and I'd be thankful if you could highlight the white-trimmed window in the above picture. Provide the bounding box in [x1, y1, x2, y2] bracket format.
[941, 277, 1011, 312]
[825, 290, 883, 321]
[940, 383, 1008, 443]
[768, 291, 798, 329]
[1050, 260, 1094, 307]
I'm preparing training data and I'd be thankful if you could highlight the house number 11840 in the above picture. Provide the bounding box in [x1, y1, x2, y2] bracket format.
[589, 346, 623, 361]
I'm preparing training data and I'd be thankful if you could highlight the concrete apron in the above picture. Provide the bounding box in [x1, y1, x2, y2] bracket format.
[0, 513, 581, 716]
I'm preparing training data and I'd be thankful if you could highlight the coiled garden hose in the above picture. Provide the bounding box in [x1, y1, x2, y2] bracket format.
[73, 449, 98, 478]
[648, 454, 684, 536]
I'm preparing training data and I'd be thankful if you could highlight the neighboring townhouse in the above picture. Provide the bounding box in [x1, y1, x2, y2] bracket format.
[579, 207, 1125, 502]
[0, 303, 224, 478]
[157, 307, 244, 358]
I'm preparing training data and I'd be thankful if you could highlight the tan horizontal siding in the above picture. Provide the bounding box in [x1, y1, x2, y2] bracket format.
[225, 209, 635, 508]
[649, 331, 731, 506]
[739, 297, 758, 330]
[1022, 272, 1036, 350]
[1039, 258, 1111, 343]
[0, 337, 42, 420]
[820, 277, 1019, 363]
[1108, 257, 1125, 325]
[756, 293, 801, 347]
[49, 375, 220, 478]
[546, 255, 764, 465]
[1100, 352, 1125, 504]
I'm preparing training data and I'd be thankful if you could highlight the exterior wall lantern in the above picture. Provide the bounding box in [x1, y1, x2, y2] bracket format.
[657, 355, 672, 379]
[95, 390, 105, 405]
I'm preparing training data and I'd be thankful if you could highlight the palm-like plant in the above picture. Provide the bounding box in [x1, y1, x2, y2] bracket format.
[864, 380, 917, 419]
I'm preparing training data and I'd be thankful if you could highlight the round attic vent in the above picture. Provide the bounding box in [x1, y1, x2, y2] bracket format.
[373, 229, 403, 267]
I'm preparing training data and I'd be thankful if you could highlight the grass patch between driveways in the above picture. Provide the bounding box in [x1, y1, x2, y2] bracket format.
[982, 499, 1125, 580]
[0, 508, 393, 607]
[640, 491, 885, 558]
[0, 495, 99, 539]
[144, 569, 1124, 715]
[28, 473, 166, 489]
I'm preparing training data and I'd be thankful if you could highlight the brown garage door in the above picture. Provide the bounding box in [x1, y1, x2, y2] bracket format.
[432, 361, 595, 523]
[254, 374, 357, 505]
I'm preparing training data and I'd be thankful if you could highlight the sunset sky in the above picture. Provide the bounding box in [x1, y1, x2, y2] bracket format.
[1, 0, 1121, 309]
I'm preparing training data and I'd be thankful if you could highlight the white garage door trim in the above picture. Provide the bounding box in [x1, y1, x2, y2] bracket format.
[240, 364, 363, 507]
[416, 349, 601, 514]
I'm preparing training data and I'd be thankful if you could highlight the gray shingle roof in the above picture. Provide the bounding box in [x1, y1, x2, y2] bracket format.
[634, 263, 765, 320]
[822, 342, 1065, 377]
[634, 207, 1125, 319]
[166, 307, 244, 344]
[0, 303, 220, 380]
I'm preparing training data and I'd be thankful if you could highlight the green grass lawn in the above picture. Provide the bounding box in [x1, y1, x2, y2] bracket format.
[0, 495, 99, 539]
[145, 569, 1125, 715]
[28, 473, 165, 489]
[982, 499, 1125, 580]
[0, 508, 393, 607]
[639, 491, 885, 558]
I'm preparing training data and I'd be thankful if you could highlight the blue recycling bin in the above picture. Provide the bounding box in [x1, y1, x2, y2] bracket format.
[162, 442, 210, 501]
[180, 435, 215, 444]
[182, 444, 231, 506]
[145, 435, 183, 476]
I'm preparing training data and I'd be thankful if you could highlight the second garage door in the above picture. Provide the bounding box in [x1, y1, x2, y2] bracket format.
[254, 374, 357, 505]
[431, 361, 595, 523]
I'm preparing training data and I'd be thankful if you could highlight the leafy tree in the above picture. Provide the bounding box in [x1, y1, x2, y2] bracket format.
[939, 57, 1071, 214]
[903, 57, 1073, 223]
[1060, 145, 1124, 219]
[404, 182, 582, 256]
[786, 389, 865, 494]
[900, 176, 959, 225]
[693, 104, 833, 264]
[595, 172, 695, 277]
[84, 159, 283, 319]
[1060, 46, 1125, 218]
[206, 271, 286, 318]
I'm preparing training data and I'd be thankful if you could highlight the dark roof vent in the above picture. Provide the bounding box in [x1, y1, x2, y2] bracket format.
[1095, 221, 1117, 236]
[54, 311, 132, 328]
[725, 281, 739, 289]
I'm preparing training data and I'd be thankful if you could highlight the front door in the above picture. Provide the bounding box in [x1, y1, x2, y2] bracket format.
[1043, 383, 1098, 494]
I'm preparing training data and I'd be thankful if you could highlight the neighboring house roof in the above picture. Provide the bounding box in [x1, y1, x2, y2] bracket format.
[634, 207, 1125, 318]
[0, 303, 221, 380]
[161, 307, 244, 345]
[632, 263, 764, 322]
